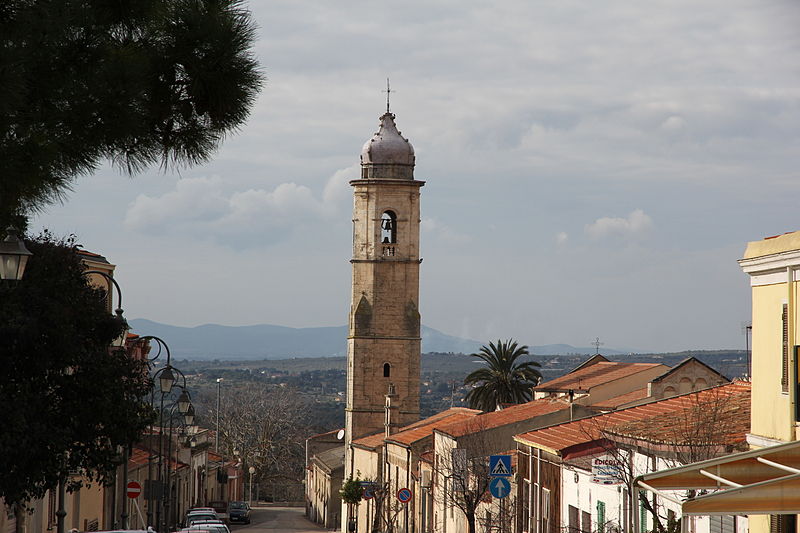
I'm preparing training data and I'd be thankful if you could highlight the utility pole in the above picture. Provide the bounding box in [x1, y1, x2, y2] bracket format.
[215, 378, 222, 452]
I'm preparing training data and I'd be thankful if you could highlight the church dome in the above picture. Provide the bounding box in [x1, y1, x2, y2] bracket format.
[360, 112, 415, 179]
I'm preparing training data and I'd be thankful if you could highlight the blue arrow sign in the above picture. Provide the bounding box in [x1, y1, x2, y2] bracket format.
[489, 455, 512, 477]
[489, 477, 511, 499]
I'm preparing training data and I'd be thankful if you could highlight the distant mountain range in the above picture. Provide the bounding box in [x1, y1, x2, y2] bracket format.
[128, 318, 631, 360]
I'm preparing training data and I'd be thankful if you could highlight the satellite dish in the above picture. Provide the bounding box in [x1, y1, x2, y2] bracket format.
[336, 429, 345, 440]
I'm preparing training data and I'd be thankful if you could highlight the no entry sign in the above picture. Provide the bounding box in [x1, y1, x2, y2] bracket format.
[126, 481, 142, 499]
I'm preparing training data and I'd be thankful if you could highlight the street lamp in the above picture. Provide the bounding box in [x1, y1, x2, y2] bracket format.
[142, 336, 190, 533]
[184, 404, 195, 426]
[163, 392, 194, 531]
[248, 466, 255, 505]
[215, 378, 223, 452]
[0, 226, 32, 281]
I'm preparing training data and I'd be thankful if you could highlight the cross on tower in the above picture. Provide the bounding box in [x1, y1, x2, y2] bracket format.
[592, 337, 604, 355]
[383, 78, 395, 113]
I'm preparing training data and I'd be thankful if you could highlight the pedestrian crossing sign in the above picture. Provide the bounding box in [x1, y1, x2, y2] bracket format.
[489, 455, 512, 477]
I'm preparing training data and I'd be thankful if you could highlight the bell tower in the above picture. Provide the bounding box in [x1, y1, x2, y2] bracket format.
[345, 109, 424, 444]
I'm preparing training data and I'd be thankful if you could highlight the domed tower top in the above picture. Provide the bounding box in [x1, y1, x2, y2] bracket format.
[360, 111, 416, 180]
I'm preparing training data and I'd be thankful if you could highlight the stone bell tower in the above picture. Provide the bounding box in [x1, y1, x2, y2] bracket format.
[345, 109, 424, 445]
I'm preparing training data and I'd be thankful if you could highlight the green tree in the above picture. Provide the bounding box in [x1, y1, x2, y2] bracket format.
[463, 339, 542, 412]
[0, 0, 262, 227]
[0, 233, 155, 506]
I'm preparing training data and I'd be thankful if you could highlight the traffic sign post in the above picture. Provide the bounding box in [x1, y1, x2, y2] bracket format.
[489, 455, 512, 477]
[359, 481, 376, 500]
[126, 481, 142, 499]
[397, 487, 412, 504]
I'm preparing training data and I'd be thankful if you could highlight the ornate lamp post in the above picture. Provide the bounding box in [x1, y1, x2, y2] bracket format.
[163, 392, 195, 530]
[0, 227, 32, 281]
[139, 335, 190, 532]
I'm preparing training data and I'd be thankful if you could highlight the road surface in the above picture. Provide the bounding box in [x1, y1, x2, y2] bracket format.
[230, 506, 327, 533]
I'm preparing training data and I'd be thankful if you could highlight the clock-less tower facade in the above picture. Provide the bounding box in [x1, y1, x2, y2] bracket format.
[345, 110, 424, 444]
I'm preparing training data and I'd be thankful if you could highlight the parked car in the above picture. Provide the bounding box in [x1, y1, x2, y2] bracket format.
[208, 500, 228, 521]
[184, 523, 231, 533]
[185, 513, 218, 527]
[227, 501, 251, 524]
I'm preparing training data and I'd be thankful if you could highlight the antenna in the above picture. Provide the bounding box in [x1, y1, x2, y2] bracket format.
[382, 78, 395, 113]
[591, 337, 604, 355]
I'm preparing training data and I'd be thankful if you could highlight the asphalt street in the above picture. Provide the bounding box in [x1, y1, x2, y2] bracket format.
[230, 506, 327, 533]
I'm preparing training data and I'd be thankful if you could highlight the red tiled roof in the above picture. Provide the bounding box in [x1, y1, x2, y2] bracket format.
[436, 398, 571, 438]
[353, 407, 480, 450]
[130, 446, 151, 466]
[591, 387, 649, 410]
[353, 432, 387, 451]
[535, 362, 667, 392]
[515, 381, 751, 456]
[387, 409, 481, 446]
[607, 388, 751, 446]
[130, 444, 186, 470]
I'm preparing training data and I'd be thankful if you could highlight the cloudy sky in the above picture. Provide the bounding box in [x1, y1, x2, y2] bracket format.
[34, 0, 800, 353]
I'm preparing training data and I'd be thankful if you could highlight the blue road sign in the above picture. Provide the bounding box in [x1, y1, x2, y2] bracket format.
[489, 455, 512, 477]
[489, 477, 511, 499]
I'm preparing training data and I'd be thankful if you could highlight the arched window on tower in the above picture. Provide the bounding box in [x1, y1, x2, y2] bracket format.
[381, 211, 397, 243]
[381, 211, 397, 257]
[383, 363, 391, 378]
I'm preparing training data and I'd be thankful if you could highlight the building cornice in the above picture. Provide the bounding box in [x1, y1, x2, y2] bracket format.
[738, 250, 800, 286]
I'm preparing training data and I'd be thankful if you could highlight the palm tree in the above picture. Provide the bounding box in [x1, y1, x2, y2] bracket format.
[463, 339, 542, 412]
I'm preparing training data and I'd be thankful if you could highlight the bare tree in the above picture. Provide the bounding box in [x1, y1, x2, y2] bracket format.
[580, 384, 749, 533]
[431, 420, 502, 533]
[198, 383, 313, 490]
[361, 480, 404, 533]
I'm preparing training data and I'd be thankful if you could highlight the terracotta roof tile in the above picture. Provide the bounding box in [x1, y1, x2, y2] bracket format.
[436, 398, 571, 438]
[608, 388, 750, 446]
[387, 411, 480, 446]
[516, 381, 751, 455]
[535, 362, 668, 392]
[591, 387, 649, 410]
[354, 408, 481, 450]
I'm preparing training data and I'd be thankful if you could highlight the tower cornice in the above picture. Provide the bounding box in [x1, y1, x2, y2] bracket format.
[350, 178, 425, 187]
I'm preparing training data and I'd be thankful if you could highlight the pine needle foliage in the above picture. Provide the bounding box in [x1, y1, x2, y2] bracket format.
[463, 338, 542, 412]
[0, 0, 263, 226]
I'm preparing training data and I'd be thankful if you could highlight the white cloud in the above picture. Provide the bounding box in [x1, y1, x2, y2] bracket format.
[585, 209, 653, 239]
[421, 217, 470, 245]
[124, 166, 357, 247]
[556, 232, 569, 245]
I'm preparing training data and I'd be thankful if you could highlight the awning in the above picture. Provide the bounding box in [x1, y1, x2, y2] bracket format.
[635, 439, 800, 515]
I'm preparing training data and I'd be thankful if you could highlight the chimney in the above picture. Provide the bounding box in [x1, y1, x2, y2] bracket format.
[385, 383, 398, 438]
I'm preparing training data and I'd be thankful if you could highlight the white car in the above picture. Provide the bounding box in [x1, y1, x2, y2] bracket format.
[185, 514, 219, 527]
[182, 524, 231, 533]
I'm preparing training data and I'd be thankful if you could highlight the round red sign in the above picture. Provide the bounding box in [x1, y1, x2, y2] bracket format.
[397, 487, 412, 503]
[126, 481, 142, 499]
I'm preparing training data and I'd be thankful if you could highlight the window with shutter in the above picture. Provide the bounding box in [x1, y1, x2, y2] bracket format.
[597, 501, 606, 533]
[783, 304, 789, 393]
[569, 505, 579, 533]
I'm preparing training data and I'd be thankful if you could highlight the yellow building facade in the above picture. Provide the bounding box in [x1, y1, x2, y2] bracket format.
[739, 231, 800, 444]
[739, 231, 800, 533]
